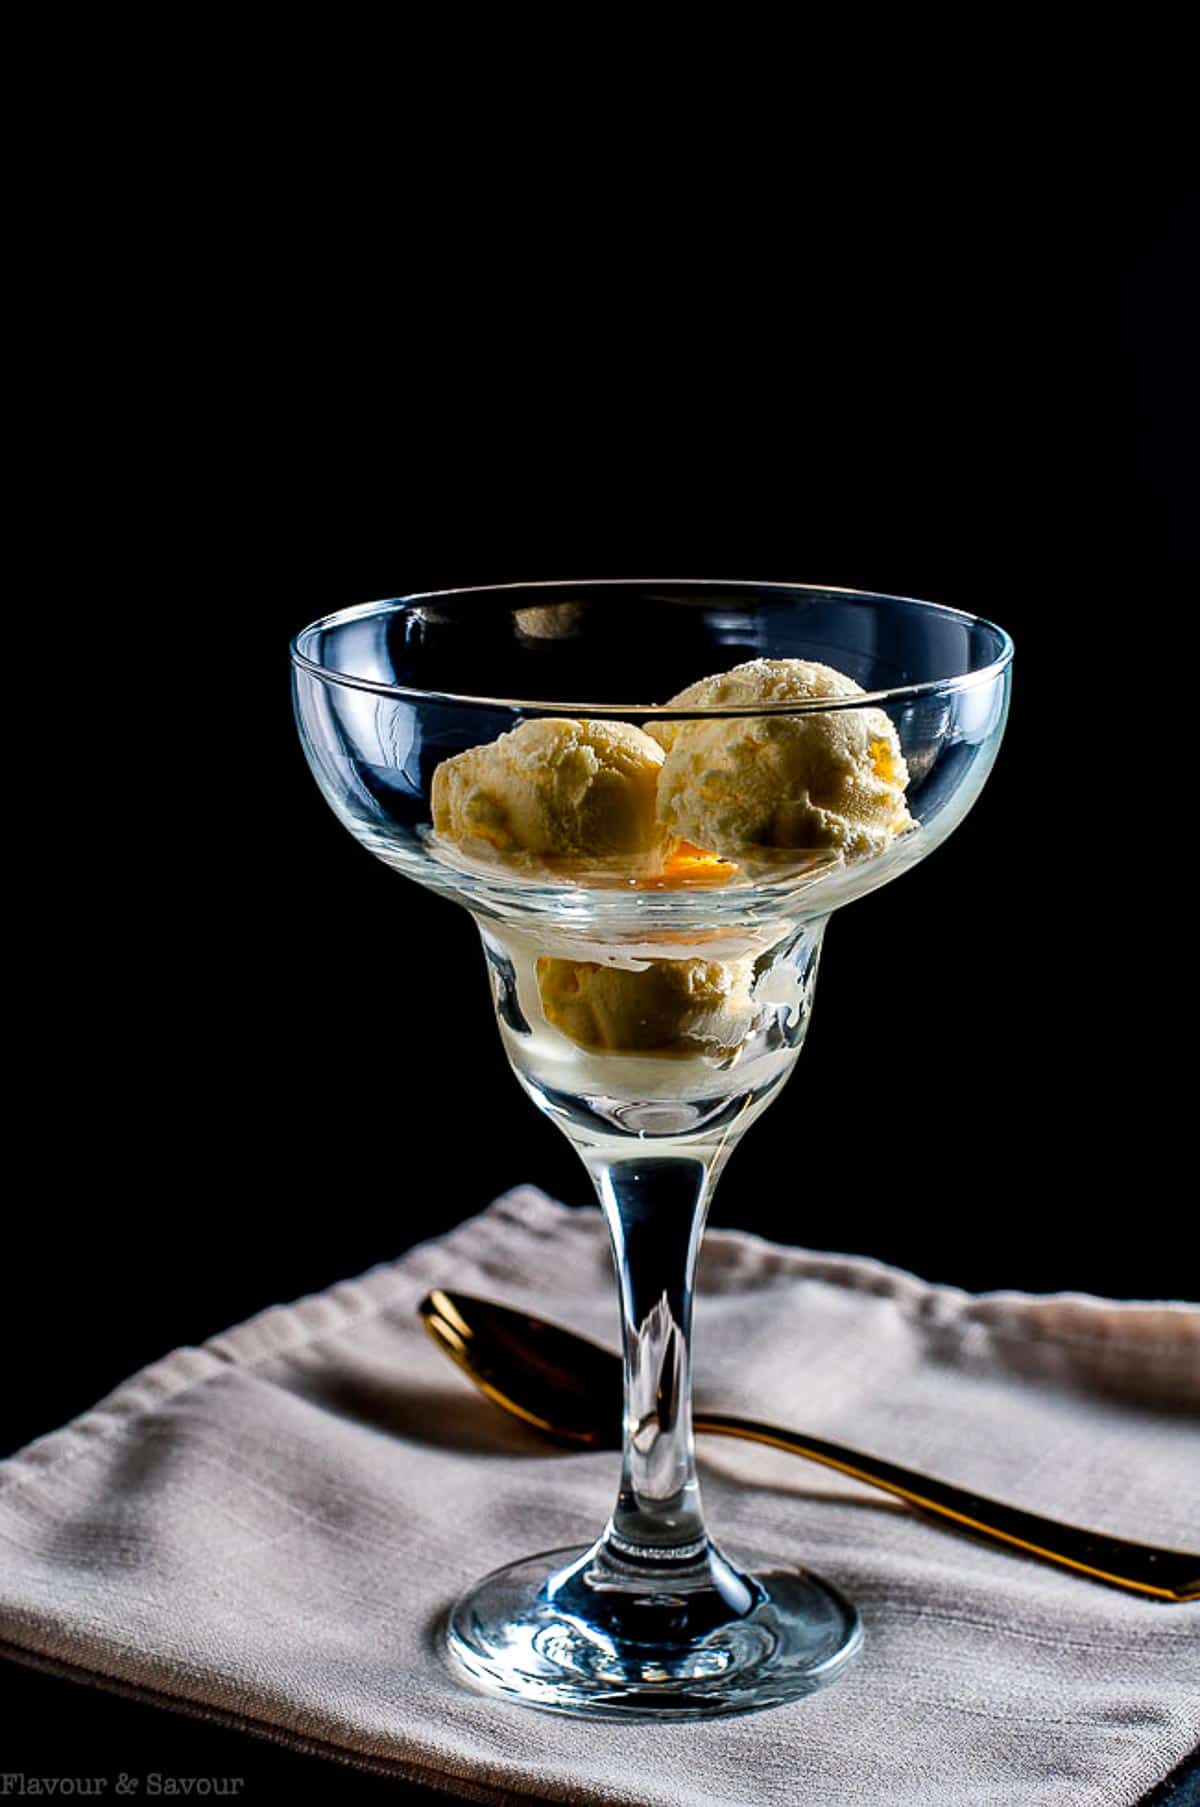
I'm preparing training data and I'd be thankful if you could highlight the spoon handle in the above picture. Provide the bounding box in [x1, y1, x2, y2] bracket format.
[692, 1412, 1198, 1602]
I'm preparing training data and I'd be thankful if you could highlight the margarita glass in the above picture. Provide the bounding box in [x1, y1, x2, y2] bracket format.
[290, 580, 1012, 1719]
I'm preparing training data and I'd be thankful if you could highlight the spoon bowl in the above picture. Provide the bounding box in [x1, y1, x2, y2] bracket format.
[420, 1289, 622, 1447]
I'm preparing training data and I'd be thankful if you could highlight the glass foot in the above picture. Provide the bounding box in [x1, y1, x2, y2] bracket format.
[444, 1539, 862, 1719]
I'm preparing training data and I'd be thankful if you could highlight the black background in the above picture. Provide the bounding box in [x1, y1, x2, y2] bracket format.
[2, 157, 1195, 1802]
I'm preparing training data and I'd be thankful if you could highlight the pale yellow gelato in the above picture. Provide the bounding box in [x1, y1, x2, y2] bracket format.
[536, 955, 758, 1056]
[431, 717, 666, 864]
[649, 658, 914, 860]
[513, 602, 584, 640]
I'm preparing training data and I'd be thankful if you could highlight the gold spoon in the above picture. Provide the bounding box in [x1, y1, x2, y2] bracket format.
[419, 1288, 1199, 1604]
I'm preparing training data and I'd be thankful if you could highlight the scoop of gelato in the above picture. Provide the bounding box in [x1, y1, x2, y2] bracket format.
[649, 658, 914, 859]
[431, 717, 666, 863]
[536, 955, 758, 1056]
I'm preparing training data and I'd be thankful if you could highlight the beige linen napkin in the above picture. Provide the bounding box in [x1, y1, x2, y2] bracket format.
[1, 1187, 1197, 1806]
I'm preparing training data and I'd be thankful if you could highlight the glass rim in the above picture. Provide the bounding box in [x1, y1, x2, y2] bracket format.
[289, 578, 1014, 714]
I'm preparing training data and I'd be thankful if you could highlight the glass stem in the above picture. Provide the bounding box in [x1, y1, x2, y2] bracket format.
[586, 1151, 725, 1566]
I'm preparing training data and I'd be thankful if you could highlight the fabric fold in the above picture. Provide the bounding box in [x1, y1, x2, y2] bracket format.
[1, 1187, 1196, 1807]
